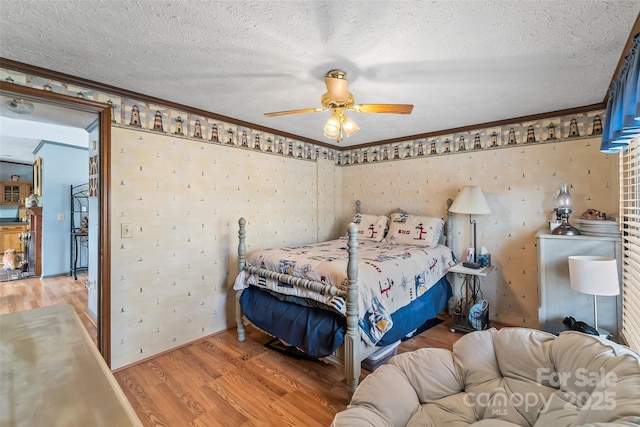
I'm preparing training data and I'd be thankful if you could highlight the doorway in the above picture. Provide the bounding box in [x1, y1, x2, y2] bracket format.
[0, 81, 112, 365]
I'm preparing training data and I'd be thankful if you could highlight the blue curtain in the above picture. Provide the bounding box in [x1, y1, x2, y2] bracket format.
[601, 33, 640, 153]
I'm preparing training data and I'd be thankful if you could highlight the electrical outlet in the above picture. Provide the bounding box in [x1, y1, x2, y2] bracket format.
[121, 223, 133, 238]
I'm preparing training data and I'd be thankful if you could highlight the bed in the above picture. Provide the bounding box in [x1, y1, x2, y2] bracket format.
[234, 200, 456, 395]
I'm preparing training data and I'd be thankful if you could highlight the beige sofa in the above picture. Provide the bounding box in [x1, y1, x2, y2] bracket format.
[332, 328, 640, 426]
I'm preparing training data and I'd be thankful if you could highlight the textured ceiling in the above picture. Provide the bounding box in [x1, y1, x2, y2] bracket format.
[1, 1, 639, 147]
[0, 95, 96, 163]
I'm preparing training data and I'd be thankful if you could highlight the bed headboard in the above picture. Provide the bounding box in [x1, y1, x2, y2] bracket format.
[353, 200, 454, 251]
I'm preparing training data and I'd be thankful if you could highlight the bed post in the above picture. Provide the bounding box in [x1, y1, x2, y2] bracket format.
[236, 217, 247, 342]
[344, 222, 359, 395]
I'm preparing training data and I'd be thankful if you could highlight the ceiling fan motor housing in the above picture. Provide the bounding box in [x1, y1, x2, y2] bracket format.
[321, 91, 354, 109]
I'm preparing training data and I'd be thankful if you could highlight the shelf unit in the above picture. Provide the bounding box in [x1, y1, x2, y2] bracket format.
[449, 263, 495, 333]
[70, 183, 89, 280]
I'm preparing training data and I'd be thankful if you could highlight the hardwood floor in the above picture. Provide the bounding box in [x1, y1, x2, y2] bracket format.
[0, 272, 97, 343]
[114, 316, 504, 427]
[1, 274, 507, 426]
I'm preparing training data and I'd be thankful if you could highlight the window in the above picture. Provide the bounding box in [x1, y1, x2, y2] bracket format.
[620, 135, 640, 351]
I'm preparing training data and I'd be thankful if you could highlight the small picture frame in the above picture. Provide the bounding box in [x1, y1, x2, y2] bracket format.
[33, 157, 42, 196]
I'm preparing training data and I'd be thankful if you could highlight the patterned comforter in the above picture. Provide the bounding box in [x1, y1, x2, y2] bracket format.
[234, 238, 456, 345]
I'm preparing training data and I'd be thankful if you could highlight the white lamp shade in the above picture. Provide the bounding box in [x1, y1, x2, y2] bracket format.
[449, 186, 491, 215]
[568, 256, 620, 296]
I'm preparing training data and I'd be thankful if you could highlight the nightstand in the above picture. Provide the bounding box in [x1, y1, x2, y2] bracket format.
[448, 263, 495, 333]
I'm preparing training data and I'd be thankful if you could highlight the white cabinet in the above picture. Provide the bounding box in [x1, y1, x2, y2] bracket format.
[536, 231, 622, 341]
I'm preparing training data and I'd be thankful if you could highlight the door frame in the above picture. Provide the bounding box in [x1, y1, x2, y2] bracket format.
[0, 81, 112, 366]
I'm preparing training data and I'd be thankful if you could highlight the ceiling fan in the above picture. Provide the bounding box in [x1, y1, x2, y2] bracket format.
[264, 70, 414, 143]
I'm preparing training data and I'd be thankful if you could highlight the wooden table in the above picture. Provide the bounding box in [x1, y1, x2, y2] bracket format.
[0, 304, 142, 427]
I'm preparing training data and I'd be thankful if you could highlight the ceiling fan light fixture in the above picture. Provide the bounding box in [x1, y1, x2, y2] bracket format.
[6, 98, 35, 114]
[323, 109, 359, 143]
[342, 115, 359, 137]
[323, 112, 342, 139]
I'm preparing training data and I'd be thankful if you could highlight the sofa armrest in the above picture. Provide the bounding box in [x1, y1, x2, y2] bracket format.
[332, 364, 420, 427]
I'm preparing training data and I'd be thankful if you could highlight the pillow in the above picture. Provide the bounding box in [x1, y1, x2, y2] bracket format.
[350, 213, 388, 242]
[386, 213, 444, 247]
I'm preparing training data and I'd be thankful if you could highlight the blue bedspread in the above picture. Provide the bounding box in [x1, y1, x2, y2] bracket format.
[240, 275, 452, 358]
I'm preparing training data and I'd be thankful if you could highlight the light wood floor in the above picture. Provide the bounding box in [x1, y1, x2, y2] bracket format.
[114, 316, 504, 427]
[0, 275, 506, 425]
[0, 273, 97, 343]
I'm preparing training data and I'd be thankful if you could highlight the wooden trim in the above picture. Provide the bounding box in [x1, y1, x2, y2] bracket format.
[0, 159, 33, 167]
[346, 103, 605, 150]
[32, 157, 42, 197]
[0, 57, 335, 149]
[25, 207, 42, 276]
[99, 97, 112, 367]
[0, 80, 112, 367]
[604, 13, 640, 104]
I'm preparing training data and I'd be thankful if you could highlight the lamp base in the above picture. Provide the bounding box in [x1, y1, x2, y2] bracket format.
[551, 221, 581, 235]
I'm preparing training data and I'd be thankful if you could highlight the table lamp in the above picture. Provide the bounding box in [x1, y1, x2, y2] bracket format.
[449, 186, 491, 269]
[551, 183, 580, 235]
[568, 255, 620, 337]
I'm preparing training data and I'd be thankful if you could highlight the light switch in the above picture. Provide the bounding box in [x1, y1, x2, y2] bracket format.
[121, 223, 133, 238]
[57, 213, 64, 221]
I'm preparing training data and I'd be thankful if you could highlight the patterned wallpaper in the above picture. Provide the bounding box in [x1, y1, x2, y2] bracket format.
[110, 127, 334, 368]
[338, 135, 618, 327]
[110, 127, 615, 369]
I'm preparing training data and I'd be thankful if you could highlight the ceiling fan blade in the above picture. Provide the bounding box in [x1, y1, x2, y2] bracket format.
[264, 107, 327, 117]
[350, 104, 414, 114]
[324, 76, 349, 101]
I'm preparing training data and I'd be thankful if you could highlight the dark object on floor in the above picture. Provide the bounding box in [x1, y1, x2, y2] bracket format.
[264, 338, 319, 361]
[562, 316, 598, 336]
[401, 317, 444, 342]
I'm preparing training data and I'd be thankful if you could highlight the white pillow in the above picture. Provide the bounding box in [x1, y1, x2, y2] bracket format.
[350, 213, 388, 242]
[386, 213, 444, 247]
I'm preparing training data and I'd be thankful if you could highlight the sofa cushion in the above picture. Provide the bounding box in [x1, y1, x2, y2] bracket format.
[338, 363, 420, 427]
[407, 394, 478, 426]
[537, 331, 640, 426]
[389, 348, 462, 402]
[333, 327, 640, 427]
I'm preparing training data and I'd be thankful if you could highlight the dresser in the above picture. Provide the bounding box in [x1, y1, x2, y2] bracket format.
[536, 231, 622, 341]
